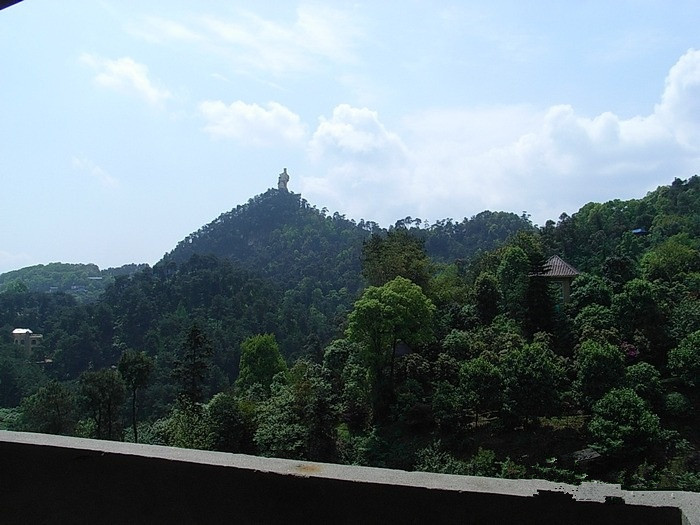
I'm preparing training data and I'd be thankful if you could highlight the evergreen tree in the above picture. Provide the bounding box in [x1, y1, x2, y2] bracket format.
[173, 323, 213, 405]
[118, 349, 154, 443]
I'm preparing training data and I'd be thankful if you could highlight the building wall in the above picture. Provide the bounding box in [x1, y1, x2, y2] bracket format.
[11, 330, 42, 356]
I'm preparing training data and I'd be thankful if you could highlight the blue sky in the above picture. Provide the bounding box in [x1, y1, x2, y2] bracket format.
[1, 0, 699, 274]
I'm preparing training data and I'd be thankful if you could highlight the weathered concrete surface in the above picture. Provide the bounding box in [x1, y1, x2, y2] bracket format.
[0, 431, 697, 524]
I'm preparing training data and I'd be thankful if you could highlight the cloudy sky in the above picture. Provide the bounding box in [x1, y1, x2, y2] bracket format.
[1, 1, 699, 274]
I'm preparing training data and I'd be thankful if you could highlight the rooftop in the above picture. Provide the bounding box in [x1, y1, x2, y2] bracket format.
[541, 255, 580, 278]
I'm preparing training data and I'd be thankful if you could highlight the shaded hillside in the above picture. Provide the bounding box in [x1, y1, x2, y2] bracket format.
[162, 189, 370, 297]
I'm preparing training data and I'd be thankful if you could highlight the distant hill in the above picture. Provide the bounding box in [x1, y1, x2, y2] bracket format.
[0, 262, 148, 302]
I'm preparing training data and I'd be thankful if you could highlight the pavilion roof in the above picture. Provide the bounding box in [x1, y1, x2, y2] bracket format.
[540, 255, 580, 278]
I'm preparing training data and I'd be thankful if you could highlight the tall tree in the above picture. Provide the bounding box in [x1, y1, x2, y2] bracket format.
[459, 355, 502, 427]
[497, 246, 530, 322]
[474, 272, 501, 325]
[499, 338, 566, 427]
[347, 276, 435, 396]
[118, 349, 154, 443]
[575, 340, 625, 408]
[236, 334, 287, 394]
[173, 323, 214, 405]
[588, 388, 662, 458]
[79, 368, 126, 440]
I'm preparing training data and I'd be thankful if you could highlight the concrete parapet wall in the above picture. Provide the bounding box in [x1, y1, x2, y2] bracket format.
[0, 431, 697, 524]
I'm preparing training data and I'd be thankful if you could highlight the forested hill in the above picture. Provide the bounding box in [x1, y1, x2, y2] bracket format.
[0, 263, 148, 302]
[161, 188, 533, 288]
[161, 189, 371, 297]
[540, 175, 700, 273]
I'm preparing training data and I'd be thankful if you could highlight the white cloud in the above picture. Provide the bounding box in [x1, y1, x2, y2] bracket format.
[196, 4, 362, 75]
[80, 54, 172, 106]
[655, 48, 700, 148]
[309, 104, 406, 160]
[302, 104, 410, 221]
[199, 100, 307, 146]
[72, 156, 119, 188]
[128, 16, 205, 44]
[301, 50, 700, 226]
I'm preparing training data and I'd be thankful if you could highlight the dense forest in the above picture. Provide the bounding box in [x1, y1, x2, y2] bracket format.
[0, 176, 698, 491]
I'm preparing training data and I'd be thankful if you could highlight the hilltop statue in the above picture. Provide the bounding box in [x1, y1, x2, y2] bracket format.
[278, 168, 290, 191]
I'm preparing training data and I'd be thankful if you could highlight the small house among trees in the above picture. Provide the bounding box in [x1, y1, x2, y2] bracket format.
[11, 328, 43, 356]
[537, 255, 580, 303]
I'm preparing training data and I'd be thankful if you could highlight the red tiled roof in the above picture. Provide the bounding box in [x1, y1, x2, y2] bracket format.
[541, 255, 580, 278]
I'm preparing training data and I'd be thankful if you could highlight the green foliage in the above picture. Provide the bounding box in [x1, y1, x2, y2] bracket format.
[118, 349, 154, 443]
[530, 460, 588, 484]
[588, 388, 663, 457]
[0, 345, 48, 407]
[573, 305, 618, 345]
[163, 402, 213, 450]
[118, 349, 153, 394]
[441, 329, 476, 360]
[19, 380, 76, 435]
[569, 273, 613, 309]
[459, 355, 502, 425]
[667, 330, 700, 387]
[3, 177, 699, 490]
[431, 380, 462, 433]
[361, 229, 431, 289]
[206, 392, 254, 453]
[414, 441, 469, 475]
[347, 276, 435, 378]
[497, 246, 530, 322]
[663, 392, 692, 419]
[474, 272, 501, 324]
[78, 368, 126, 440]
[339, 356, 374, 431]
[624, 362, 663, 408]
[427, 264, 469, 308]
[500, 339, 566, 426]
[601, 256, 638, 289]
[0, 262, 145, 302]
[641, 234, 700, 282]
[173, 323, 214, 404]
[236, 334, 287, 394]
[415, 442, 524, 479]
[669, 296, 700, 345]
[254, 360, 336, 461]
[611, 278, 668, 358]
[322, 339, 357, 380]
[0, 407, 21, 430]
[575, 340, 624, 408]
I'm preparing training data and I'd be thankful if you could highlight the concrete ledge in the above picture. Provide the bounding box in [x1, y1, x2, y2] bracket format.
[1, 431, 697, 524]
